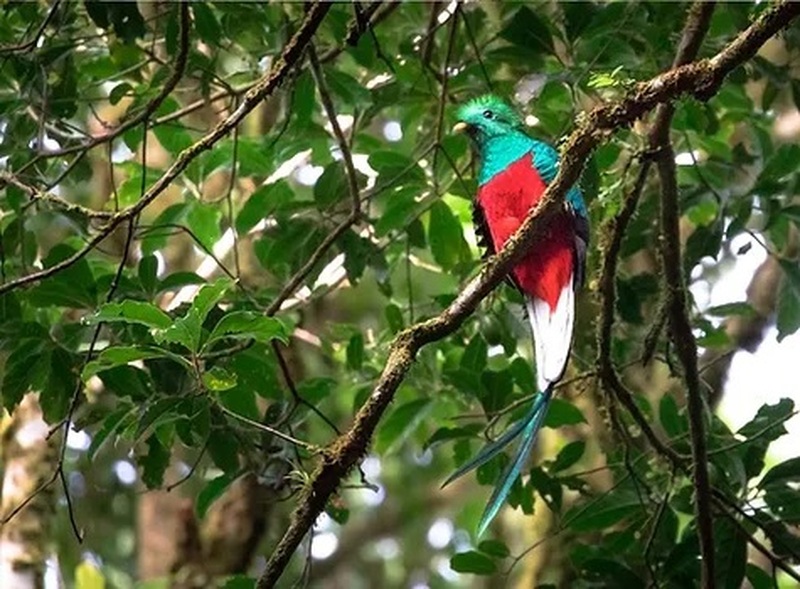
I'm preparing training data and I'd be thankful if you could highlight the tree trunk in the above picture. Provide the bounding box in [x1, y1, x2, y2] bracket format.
[0, 394, 58, 589]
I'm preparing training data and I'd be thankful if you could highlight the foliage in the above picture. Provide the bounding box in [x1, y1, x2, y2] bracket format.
[0, 2, 799, 588]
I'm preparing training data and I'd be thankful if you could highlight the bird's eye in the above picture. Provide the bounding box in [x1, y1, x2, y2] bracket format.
[482, 110, 493, 119]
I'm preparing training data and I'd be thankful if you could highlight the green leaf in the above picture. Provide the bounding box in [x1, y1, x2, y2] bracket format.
[296, 377, 337, 410]
[423, 425, 481, 450]
[225, 344, 282, 400]
[461, 334, 488, 373]
[684, 217, 723, 272]
[135, 398, 189, 441]
[479, 369, 513, 414]
[500, 6, 554, 56]
[326, 502, 350, 525]
[760, 144, 800, 182]
[192, 3, 223, 45]
[550, 440, 585, 473]
[152, 122, 193, 158]
[196, 473, 239, 519]
[760, 456, 800, 489]
[478, 539, 510, 558]
[346, 332, 364, 370]
[138, 255, 158, 296]
[581, 559, 644, 589]
[705, 302, 756, 318]
[375, 397, 432, 453]
[28, 244, 97, 309]
[777, 259, 800, 341]
[529, 466, 563, 512]
[450, 551, 497, 575]
[745, 565, 772, 589]
[93, 2, 146, 43]
[0, 292, 21, 323]
[340, 229, 382, 285]
[90, 301, 172, 330]
[154, 279, 230, 351]
[738, 398, 794, 440]
[544, 398, 586, 427]
[713, 518, 747, 589]
[108, 82, 132, 105]
[221, 576, 255, 589]
[385, 303, 404, 333]
[88, 407, 134, 460]
[323, 68, 371, 107]
[140, 435, 170, 488]
[375, 187, 419, 236]
[314, 162, 354, 209]
[207, 428, 240, 473]
[428, 201, 468, 271]
[186, 199, 222, 251]
[764, 485, 800, 524]
[205, 311, 287, 350]
[2, 339, 50, 412]
[202, 366, 238, 392]
[369, 151, 425, 186]
[83, 346, 189, 380]
[564, 490, 642, 532]
[659, 394, 686, 438]
[41, 347, 73, 423]
[117, 166, 159, 208]
[292, 72, 315, 126]
[158, 272, 206, 293]
[141, 203, 188, 255]
[236, 181, 294, 234]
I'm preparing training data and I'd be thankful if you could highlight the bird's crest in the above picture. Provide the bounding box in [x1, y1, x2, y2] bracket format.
[457, 94, 524, 129]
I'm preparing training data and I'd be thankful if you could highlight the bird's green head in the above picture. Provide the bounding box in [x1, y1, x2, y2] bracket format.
[453, 95, 525, 144]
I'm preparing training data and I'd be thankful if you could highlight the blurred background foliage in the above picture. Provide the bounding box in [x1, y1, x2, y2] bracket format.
[0, 2, 799, 588]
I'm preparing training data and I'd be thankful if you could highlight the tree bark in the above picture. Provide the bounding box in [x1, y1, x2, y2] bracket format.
[0, 394, 58, 589]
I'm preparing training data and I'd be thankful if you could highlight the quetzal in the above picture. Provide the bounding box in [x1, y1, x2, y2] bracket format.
[446, 95, 589, 535]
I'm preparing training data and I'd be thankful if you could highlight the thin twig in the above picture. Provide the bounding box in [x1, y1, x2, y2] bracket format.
[224, 96, 242, 280]
[218, 404, 317, 452]
[308, 45, 361, 213]
[431, 11, 458, 192]
[0, 2, 333, 298]
[272, 341, 341, 436]
[0, 0, 61, 55]
[0, 172, 113, 220]
[15, 3, 191, 177]
[319, 2, 399, 64]
[420, 2, 443, 66]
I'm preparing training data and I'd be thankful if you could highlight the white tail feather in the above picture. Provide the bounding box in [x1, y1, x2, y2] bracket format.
[525, 275, 575, 392]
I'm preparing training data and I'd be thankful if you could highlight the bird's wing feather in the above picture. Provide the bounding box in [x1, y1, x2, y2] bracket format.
[571, 211, 589, 291]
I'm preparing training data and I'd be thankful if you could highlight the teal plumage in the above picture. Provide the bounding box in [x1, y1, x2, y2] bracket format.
[446, 95, 588, 535]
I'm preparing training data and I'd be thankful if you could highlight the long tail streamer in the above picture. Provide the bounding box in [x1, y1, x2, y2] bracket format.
[443, 385, 553, 535]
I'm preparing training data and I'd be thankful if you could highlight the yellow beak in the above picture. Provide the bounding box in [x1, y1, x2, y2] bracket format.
[452, 121, 469, 134]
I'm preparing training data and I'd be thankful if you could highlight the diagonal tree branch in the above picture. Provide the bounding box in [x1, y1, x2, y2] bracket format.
[256, 3, 800, 587]
[0, 171, 114, 220]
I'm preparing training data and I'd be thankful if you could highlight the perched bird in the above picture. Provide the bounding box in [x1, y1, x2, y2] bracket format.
[445, 95, 589, 535]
